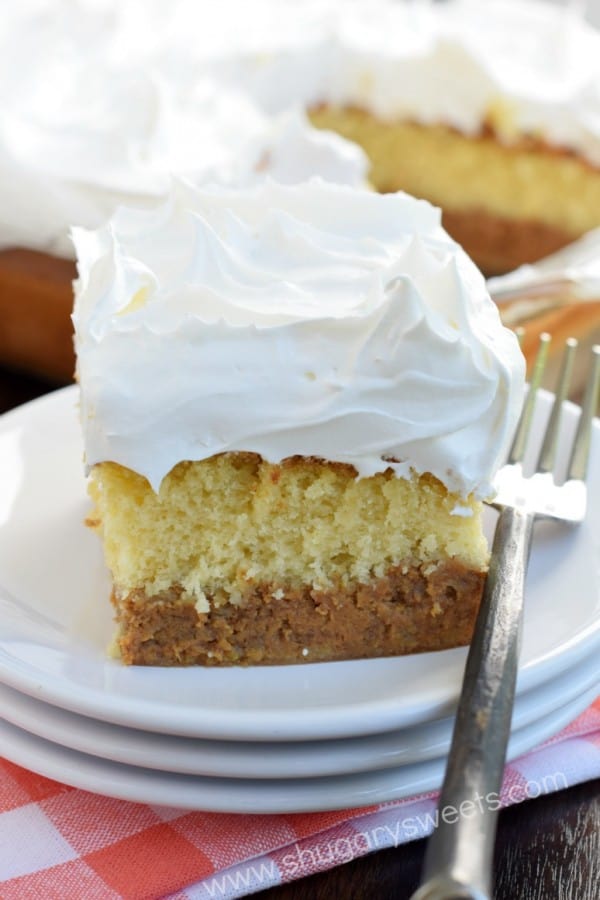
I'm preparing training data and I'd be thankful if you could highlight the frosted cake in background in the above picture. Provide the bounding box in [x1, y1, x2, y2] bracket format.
[2, 0, 600, 266]
[118, 0, 600, 273]
[74, 181, 525, 666]
[2, 0, 599, 381]
[242, 0, 600, 274]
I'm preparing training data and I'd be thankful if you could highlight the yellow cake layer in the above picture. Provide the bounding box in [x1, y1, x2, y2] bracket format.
[309, 108, 600, 238]
[88, 454, 488, 608]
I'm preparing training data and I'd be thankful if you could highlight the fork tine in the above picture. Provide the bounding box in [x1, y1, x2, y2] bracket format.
[536, 337, 578, 474]
[508, 332, 551, 464]
[567, 344, 600, 482]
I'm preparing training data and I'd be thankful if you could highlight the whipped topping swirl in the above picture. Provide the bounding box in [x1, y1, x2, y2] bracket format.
[73, 180, 525, 498]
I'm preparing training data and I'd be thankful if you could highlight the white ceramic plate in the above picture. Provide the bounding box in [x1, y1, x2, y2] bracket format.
[0, 643, 597, 779]
[0, 387, 598, 741]
[0, 688, 594, 813]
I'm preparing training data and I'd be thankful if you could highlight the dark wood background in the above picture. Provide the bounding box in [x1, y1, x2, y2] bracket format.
[1, 365, 598, 900]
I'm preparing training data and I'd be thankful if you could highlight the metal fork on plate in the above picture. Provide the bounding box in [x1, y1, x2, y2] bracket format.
[411, 336, 600, 900]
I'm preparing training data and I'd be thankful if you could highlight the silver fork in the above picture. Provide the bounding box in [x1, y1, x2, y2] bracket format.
[411, 336, 600, 900]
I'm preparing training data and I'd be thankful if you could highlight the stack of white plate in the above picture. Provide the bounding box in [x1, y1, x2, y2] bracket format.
[0, 388, 598, 814]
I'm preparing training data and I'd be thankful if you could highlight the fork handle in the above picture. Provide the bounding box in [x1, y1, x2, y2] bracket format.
[411, 506, 535, 900]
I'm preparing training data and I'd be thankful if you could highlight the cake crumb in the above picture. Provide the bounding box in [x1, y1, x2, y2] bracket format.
[450, 504, 473, 518]
[194, 591, 209, 614]
[302, 647, 309, 657]
[107, 634, 121, 658]
[272, 588, 285, 600]
[485, 96, 519, 141]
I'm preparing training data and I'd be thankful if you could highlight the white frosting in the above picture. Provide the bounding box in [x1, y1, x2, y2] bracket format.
[73, 180, 525, 498]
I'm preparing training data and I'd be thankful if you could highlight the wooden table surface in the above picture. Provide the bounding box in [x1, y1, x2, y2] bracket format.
[1, 364, 598, 900]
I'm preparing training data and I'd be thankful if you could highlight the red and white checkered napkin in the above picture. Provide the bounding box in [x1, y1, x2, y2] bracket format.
[0, 698, 598, 900]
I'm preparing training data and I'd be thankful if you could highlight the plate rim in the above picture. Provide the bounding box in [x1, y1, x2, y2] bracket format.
[0, 643, 597, 779]
[0, 687, 595, 814]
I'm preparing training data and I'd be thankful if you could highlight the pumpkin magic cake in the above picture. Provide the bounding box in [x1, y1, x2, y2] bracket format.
[73, 181, 525, 666]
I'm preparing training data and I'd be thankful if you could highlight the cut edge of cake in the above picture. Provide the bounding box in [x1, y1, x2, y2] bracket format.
[88, 454, 488, 666]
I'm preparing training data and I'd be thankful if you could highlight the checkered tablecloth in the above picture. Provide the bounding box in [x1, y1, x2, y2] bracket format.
[1, 697, 599, 900]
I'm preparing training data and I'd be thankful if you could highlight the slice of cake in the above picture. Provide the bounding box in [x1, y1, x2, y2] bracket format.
[74, 180, 524, 666]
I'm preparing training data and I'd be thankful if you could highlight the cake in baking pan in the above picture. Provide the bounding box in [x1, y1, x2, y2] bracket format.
[2, 0, 600, 381]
